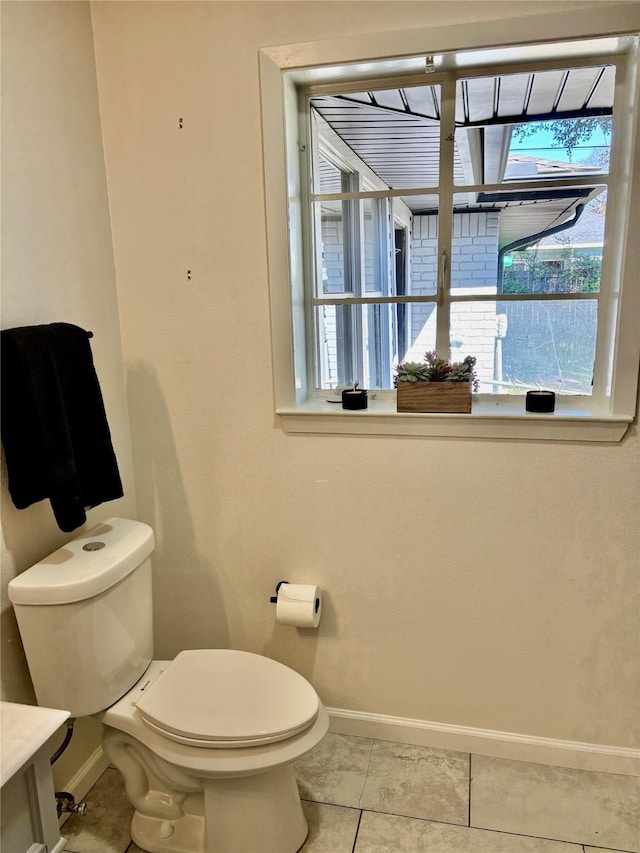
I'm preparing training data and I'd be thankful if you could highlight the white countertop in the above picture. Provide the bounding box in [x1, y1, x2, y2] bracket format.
[0, 701, 69, 786]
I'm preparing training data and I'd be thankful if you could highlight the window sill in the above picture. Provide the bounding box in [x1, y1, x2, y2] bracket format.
[276, 396, 632, 442]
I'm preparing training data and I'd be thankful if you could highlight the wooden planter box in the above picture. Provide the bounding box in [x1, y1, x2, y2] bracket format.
[396, 381, 472, 413]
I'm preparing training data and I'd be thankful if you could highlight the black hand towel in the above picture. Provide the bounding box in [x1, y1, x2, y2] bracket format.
[1, 323, 123, 532]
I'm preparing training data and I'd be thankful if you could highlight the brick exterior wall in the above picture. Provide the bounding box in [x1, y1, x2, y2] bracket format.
[318, 209, 502, 389]
[408, 212, 500, 384]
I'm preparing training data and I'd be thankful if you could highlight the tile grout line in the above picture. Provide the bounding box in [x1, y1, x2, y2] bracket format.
[468, 752, 472, 828]
[356, 807, 476, 830]
[351, 809, 364, 853]
[353, 807, 611, 850]
[357, 738, 376, 808]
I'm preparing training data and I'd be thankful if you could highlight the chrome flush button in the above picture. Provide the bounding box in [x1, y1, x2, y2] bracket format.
[82, 541, 106, 552]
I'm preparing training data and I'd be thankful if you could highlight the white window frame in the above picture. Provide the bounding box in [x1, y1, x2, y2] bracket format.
[259, 5, 640, 442]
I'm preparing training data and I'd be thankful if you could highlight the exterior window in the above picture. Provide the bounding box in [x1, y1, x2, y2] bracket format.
[305, 58, 618, 398]
[260, 11, 640, 440]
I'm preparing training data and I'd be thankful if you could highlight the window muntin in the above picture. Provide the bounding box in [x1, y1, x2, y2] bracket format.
[305, 52, 622, 397]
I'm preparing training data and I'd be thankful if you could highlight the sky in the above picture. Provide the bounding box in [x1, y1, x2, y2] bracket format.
[508, 125, 610, 165]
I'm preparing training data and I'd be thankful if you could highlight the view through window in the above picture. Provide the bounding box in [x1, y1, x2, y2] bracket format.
[307, 57, 614, 397]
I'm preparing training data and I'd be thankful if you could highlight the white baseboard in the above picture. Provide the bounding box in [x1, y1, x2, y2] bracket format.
[327, 707, 640, 776]
[58, 745, 110, 827]
[51, 711, 639, 820]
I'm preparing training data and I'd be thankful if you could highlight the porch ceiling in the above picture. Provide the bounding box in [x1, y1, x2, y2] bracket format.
[311, 63, 613, 244]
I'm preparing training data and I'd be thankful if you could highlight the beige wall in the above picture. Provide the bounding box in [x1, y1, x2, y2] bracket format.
[0, 1, 636, 798]
[89, 0, 639, 750]
[0, 1, 137, 786]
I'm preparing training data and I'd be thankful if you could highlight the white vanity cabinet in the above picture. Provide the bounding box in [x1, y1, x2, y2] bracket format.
[1, 701, 69, 853]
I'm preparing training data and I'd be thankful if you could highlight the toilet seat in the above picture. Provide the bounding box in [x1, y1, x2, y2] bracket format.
[135, 649, 320, 748]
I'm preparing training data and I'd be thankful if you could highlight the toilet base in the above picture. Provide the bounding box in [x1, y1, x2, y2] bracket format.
[131, 811, 204, 853]
[129, 763, 308, 853]
[103, 726, 311, 853]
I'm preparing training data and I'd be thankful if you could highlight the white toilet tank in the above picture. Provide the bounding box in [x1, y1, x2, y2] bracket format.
[8, 518, 155, 718]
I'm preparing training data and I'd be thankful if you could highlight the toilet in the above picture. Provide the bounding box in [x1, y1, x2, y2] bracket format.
[8, 518, 328, 853]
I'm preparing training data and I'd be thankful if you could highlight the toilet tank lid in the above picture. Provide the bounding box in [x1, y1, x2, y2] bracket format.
[8, 518, 154, 606]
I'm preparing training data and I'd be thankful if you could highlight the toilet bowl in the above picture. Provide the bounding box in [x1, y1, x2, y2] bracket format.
[8, 518, 328, 853]
[98, 655, 329, 853]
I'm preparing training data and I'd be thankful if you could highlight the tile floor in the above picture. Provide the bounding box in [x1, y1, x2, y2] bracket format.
[62, 733, 639, 853]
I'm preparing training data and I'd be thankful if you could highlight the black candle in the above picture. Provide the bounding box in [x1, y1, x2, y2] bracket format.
[526, 390, 556, 413]
[341, 389, 368, 410]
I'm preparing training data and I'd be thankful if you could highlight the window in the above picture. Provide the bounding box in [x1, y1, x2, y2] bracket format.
[312, 116, 411, 390]
[260, 8, 640, 441]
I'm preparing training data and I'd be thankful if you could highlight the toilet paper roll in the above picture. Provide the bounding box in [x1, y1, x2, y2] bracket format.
[276, 583, 322, 628]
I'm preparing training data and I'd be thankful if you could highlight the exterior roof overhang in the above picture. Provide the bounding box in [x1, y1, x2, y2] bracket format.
[311, 63, 612, 241]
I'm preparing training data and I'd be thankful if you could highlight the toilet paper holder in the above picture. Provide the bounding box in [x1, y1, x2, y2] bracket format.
[269, 580, 289, 604]
[269, 580, 322, 615]
[269, 580, 322, 628]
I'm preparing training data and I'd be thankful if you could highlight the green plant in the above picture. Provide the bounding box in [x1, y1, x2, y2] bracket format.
[394, 351, 478, 390]
[502, 247, 601, 295]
